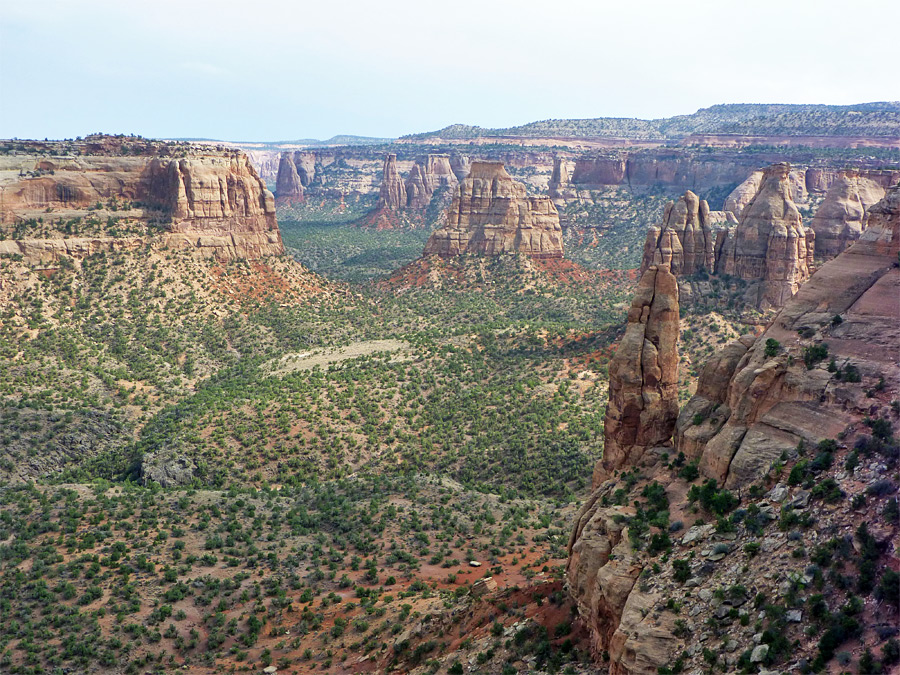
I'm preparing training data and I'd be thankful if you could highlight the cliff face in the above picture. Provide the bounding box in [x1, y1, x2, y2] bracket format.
[597, 264, 680, 484]
[724, 168, 807, 218]
[716, 163, 813, 309]
[641, 165, 812, 311]
[377, 153, 407, 211]
[809, 169, 885, 257]
[275, 153, 304, 205]
[640, 191, 724, 276]
[569, 185, 900, 675]
[677, 183, 899, 489]
[405, 154, 458, 209]
[0, 137, 283, 261]
[423, 161, 563, 259]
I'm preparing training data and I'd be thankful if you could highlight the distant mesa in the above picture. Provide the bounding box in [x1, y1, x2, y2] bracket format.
[423, 161, 563, 259]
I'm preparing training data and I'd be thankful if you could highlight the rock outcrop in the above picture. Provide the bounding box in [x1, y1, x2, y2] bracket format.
[0, 136, 283, 261]
[423, 161, 563, 259]
[450, 154, 470, 183]
[405, 154, 458, 209]
[548, 157, 576, 200]
[724, 168, 807, 219]
[715, 163, 814, 310]
[568, 264, 680, 675]
[676, 183, 900, 488]
[809, 169, 885, 257]
[640, 191, 722, 276]
[275, 152, 304, 204]
[597, 264, 679, 484]
[377, 153, 407, 211]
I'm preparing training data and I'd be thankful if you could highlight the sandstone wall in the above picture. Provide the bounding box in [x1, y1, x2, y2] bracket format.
[0, 138, 283, 260]
[423, 161, 563, 259]
[676, 184, 899, 488]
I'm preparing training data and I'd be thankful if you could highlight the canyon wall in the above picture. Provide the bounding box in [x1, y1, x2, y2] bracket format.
[423, 161, 563, 258]
[0, 136, 283, 261]
[808, 169, 885, 257]
[677, 183, 899, 488]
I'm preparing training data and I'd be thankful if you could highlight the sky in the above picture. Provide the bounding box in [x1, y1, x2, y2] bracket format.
[1, 0, 898, 142]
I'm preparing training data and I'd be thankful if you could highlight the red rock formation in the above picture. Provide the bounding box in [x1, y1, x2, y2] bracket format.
[725, 168, 807, 218]
[676, 183, 900, 488]
[809, 169, 885, 257]
[423, 161, 563, 259]
[0, 137, 283, 260]
[640, 191, 719, 276]
[450, 154, 470, 182]
[376, 153, 406, 211]
[716, 163, 813, 309]
[275, 153, 304, 205]
[597, 264, 680, 485]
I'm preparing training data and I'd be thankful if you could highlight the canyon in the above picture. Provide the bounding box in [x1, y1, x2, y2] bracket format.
[568, 184, 899, 675]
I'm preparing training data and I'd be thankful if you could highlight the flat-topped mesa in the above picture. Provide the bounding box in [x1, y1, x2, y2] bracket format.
[809, 168, 885, 258]
[596, 264, 680, 486]
[0, 137, 283, 260]
[376, 153, 406, 211]
[422, 161, 564, 259]
[716, 162, 814, 309]
[404, 154, 458, 209]
[275, 153, 304, 205]
[676, 183, 900, 489]
[640, 190, 721, 276]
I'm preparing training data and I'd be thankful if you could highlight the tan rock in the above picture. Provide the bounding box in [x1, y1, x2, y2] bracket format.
[716, 163, 812, 310]
[423, 161, 563, 259]
[597, 264, 679, 484]
[809, 169, 885, 258]
[275, 153, 304, 205]
[0, 137, 283, 261]
[376, 153, 406, 211]
[682, 184, 900, 488]
[640, 190, 718, 276]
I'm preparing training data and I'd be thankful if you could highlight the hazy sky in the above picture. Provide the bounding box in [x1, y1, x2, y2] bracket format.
[2, 0, 898, 141]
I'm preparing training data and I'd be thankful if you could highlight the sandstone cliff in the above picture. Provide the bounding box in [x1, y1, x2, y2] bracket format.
[376, 153, 407, 211]
[569, 185, 899, 675]
[677, 183, 899, 488]
[548, 156, 576, 201]
[724, 168, 807, 218]
[716, 163, 814, 310]
[809, 169, 885, 257]
[405, 154, 458, 209]
[423, 161, 563, 259]
[0, 136, 283, 261]
[640, 191, 721, 276]
[596, 264, 680, 484]
[275, 152, 304, 205]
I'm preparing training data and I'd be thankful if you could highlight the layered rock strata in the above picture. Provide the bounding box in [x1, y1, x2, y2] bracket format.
[0, 137, 283, 261]
[423, 161, 563, 258]
[597, 264, 680, 484]
[809, 169, 885, 257]
[676, 184, 900, 489]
